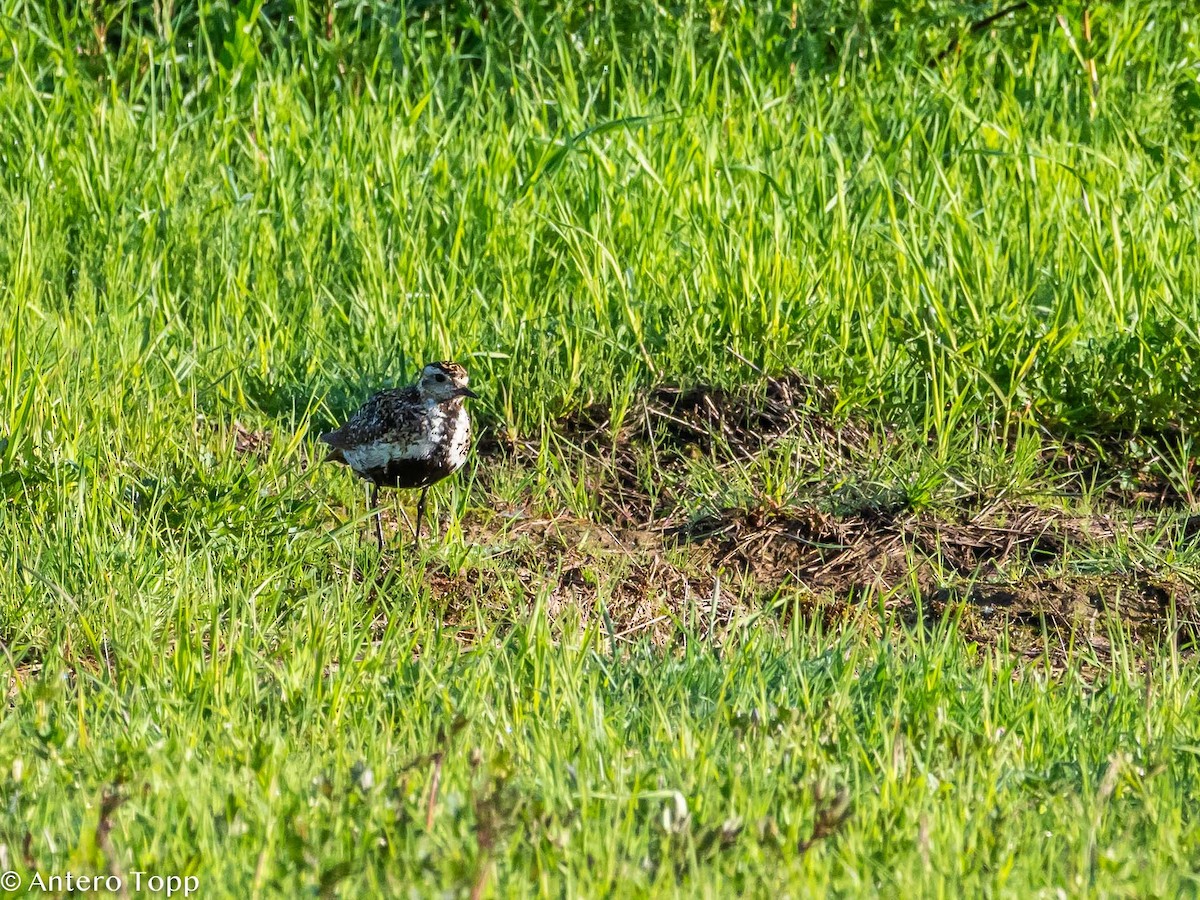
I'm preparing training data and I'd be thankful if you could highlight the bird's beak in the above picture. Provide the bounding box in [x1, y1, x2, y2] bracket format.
[457, 387, 479, 399]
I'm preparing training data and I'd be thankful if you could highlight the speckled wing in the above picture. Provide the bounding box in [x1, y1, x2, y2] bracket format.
[320, 386, 425, 464]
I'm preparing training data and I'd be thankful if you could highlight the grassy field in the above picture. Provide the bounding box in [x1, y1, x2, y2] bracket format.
[4, 0, 1200, 895]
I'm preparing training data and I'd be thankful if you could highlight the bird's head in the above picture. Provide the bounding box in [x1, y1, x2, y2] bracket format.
[418, 361, 477, 402]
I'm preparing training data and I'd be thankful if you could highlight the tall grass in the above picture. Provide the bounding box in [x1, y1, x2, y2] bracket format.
[2, 1, 1200, 895]
[4, 1, 1199, 441]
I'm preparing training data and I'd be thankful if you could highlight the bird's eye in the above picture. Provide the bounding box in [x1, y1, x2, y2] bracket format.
[435, 374, 447, 383]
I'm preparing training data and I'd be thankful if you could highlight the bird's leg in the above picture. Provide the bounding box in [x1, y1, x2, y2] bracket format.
[413, 486, 429, 550]
[369, 483, 384, 550]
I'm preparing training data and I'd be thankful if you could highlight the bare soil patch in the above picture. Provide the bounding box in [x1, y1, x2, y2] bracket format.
[418, 499, 1199, 668]
[667, 501, 1149, 591]
[461, 375, 1200, 661]
[430, 515, 734, 649]
[667, 500, 1198, 664]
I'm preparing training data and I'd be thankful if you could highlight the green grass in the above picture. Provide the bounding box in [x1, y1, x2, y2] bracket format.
[3, 0, 1200, 895]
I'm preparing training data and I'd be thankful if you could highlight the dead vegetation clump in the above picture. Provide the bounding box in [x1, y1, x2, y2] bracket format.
[232, 422, 272, 456]
[668, 500, 1161, 593]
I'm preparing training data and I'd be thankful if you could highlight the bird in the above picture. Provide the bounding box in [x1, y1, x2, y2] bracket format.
[319, 361, 478, 549]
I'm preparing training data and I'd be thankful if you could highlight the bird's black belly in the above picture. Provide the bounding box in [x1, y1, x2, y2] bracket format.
[366, 457, 457, 489]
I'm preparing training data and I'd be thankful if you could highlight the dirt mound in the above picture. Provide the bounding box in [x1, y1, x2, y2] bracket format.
[664, 499, 1198, 666]
[560, 372, 870, 462]
[409, 499, 1200, 669]
[476, 372, 874, 526]
[433, 374, 1200, 666]
[667, 501, 1153, 591]
[478, 372, 864, 461]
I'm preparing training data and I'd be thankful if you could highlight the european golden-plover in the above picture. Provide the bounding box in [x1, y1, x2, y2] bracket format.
[320, 361, 477, 548]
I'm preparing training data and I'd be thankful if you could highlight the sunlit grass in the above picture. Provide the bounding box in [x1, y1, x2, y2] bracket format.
[2, 1, 1200, 895]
